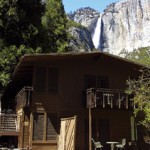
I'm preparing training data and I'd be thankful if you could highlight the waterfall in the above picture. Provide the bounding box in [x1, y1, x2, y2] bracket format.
[92, 14, 102, 49]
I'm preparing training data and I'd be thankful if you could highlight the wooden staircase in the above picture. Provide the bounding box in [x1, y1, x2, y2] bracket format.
[0, 114, 20, 136]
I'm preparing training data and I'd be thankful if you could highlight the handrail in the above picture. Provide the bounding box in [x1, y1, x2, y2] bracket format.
[0, 113, 20, 132]
[16, 86, 33, 108]
[86, 88, 134, 109]
[86, 87, 125, 93]
[16, 86, 33, 96]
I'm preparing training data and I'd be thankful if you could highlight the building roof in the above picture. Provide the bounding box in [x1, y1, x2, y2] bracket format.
[13, 51, 145, 81]
[2, 51, 146, 100]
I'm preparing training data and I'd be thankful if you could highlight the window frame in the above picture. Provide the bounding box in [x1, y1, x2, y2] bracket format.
[84, 75, 109, 89]
[34, 66, 59, 94]
[32, 111, 58, 142]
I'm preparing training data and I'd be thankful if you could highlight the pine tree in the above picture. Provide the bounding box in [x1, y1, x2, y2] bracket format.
[0, 0, 70, 86]
[0, 0, 44, 86]
[42, 0, 69, 53]
[0, 0, 45, 48]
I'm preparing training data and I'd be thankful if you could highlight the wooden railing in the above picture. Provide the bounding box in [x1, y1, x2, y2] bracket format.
[16, 86, 33, 108]
[86, 88, 134, 109]
[0, 114, 20, 134]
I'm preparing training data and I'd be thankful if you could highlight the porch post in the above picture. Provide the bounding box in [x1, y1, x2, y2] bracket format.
[0, 98, 1, 115]
[0, 91, 3, 115]
[87, 88, 96, 150]
[89, 107, 92, 150]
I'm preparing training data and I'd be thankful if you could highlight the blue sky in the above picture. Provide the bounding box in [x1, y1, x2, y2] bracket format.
[62, 0, 119, 13]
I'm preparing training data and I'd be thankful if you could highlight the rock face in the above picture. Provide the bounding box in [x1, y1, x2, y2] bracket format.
[102, 0, 150, 55]
[69, 0, 150, 56]
[68, 7, 100, 34]
[68, 26, 94, 52]
[68, 7, 98, 52]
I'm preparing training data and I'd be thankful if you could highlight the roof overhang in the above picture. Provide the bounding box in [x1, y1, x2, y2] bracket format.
[12, 51, 146, 81]
[2, 51, 147, 100]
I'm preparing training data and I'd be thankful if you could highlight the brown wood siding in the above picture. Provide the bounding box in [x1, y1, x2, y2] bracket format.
[29, 58, 139, 149]
[91, 110, 132, 140]
[32, 143, 57, 150]
[33, 60, 136, 108]
[47, 68, 59, 93]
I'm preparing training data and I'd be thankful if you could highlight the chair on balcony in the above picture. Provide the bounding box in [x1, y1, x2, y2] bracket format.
[116, 138, 126, 150]
[91, 138, 103, 150]
[144, 136, 150, 144]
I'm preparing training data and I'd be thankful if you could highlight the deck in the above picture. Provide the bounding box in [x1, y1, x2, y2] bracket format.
[0, 113, 20, 136]
[86, 88, 134, 109]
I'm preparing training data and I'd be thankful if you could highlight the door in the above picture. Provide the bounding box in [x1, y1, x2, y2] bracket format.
[98, 119, 110, 145]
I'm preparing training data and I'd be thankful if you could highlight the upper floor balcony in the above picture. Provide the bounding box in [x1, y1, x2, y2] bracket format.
[16, 86, 33, 109]
[0, 113, 20, 136]
[86, 88, 134, 110]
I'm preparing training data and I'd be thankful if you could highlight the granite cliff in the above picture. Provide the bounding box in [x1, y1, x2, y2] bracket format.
[69, 0, 150, 56]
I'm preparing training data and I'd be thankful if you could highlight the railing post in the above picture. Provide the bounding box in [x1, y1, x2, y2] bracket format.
[0, 115, 1, 131]
[89, 107, 92, 150]
[0, 114, 20, 132]
[16, 86, 33, 108]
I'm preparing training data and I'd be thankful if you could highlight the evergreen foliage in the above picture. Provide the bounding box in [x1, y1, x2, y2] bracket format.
[126, 47, 150, 66]
[42, 0, 69, 53]
[0, 0, 69, 86]
[126, 47, 150, 131]
[0, 45, 41, 86]
[67, 19, 86, 29]
[126, 68, 150, 130]
[0, 0, 45, 48]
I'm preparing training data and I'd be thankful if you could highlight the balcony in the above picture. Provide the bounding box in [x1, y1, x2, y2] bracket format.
[16, 86, 33, 109]
[0, 113, 20, 136]
[86, 88, 134, 109]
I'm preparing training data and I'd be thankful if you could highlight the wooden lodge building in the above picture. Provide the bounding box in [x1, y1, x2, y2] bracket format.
[0, 52, 145, 150]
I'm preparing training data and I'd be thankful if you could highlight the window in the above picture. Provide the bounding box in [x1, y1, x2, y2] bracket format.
[34, 67, 59, 93]
[98, 119, 110, 144]
[35, 67, 46, 92]
[32, 112, 58, 141]
[33, 112, 44, 140]
[85, 75, 109, 89]
[85, 75, 96, 89]
[97, 76, 109, 88]
[48, 68, 59, 93]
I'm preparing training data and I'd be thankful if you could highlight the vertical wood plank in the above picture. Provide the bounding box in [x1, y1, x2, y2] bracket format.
[89, 108, 92, 150]
[44, 112, 47, 141]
